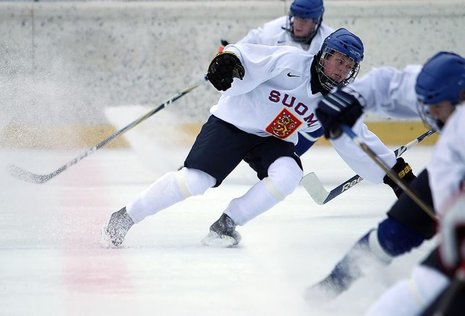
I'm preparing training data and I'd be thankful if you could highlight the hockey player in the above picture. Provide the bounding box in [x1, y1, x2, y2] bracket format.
[366, 51, 465, 316]
[102, 28, 400, 248]
[238, 0, 333, 56]
[306, 52, 465, 305]
[235, 0, 415, 196]
[234, 0, 334, 155]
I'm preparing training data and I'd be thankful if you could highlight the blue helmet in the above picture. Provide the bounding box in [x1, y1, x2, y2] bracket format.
[287, 0, 325, 43]
[290, 0, 324, 20]
[316, 28, 365, 91]
[416, 51, 465, 130]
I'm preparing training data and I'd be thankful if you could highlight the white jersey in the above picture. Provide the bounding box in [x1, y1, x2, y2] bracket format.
[212, 44, 321, 143]
[427, 104, 465, 215]
[348, 65, 422, 119]
[237, 16, 334, 56]
[211, 43, 396, 183]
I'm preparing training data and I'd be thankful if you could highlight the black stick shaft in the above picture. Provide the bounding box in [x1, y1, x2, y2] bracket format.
[8, 77, 207, 184]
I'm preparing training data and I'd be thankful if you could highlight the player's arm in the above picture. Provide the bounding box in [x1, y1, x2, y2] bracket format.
[347, 65, 421, 119]
[316, 87, 416, 194]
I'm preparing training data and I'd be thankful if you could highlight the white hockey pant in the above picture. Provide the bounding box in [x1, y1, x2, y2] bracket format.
[126, 168, 215, 223]
[225, 156, 303, 226]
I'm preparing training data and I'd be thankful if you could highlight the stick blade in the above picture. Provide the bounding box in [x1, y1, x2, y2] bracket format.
[301, 172, 329, 205]
[7, 164, 51, 184]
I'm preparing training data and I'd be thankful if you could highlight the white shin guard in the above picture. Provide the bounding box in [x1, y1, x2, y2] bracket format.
[225, 157, 302, 225]
[126, 168, 215, 223]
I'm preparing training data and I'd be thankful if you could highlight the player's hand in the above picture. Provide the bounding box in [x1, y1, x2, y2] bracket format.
[207, 51, 245, 91]
[440, 193, 465, 271]
[315, 87, 363, 139]
[383, 157, 416, 198]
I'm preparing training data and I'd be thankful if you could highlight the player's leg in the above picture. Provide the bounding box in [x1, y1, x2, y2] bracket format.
[103, 167, 216, 248]
[305, 169, 436, 300]
[367, 248, 450, 316]
[103, 115, 245, 247]
[202, 137, 303, 247]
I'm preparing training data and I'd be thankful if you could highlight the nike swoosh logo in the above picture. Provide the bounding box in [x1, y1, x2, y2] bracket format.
[287, 72, 300, 78]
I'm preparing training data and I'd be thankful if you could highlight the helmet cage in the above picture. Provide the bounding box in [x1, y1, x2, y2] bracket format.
[416, 101, 442, 132]
[316, 46, 361, 91]
[286, 0, 324, 43]
[415, 51, 465, 131]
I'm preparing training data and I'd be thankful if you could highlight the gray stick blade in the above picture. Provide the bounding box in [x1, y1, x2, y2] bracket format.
[7, 164, 51, 184]
[300, 172, 329, 205]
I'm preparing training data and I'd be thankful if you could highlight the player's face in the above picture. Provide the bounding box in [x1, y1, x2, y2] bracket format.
[292, 17, 318, 38]
[428, 101, 456, 124]
[321, 51, 355, 83]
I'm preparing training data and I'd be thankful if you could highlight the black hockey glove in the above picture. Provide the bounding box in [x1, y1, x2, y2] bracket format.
[383, 157, 417, 198]
[315, 87, 364, 139]
[207, 51, 245, 91]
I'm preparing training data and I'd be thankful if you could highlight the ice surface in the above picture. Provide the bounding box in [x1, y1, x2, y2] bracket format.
[0, 143, 435, 316]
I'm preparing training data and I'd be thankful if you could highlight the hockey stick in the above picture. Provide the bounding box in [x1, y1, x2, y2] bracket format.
[341, 125, 437, 220]
[8, 76, 208, 184]
[301, 128, 435, 205]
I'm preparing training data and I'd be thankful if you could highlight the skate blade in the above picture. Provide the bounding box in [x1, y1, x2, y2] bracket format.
[201, 231, 239, 248]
